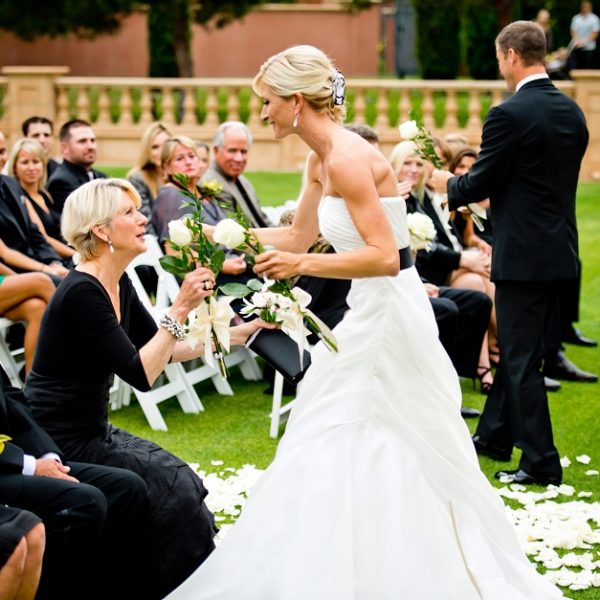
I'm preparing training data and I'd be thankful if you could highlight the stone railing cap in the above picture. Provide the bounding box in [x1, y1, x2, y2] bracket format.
[1, 66, 71, 76]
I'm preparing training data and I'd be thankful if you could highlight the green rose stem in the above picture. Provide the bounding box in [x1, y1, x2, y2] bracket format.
[160, 173, 229, 379]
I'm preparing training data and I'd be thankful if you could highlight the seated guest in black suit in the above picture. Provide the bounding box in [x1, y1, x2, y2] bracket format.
[26, 178, 272, 598]
[9, 139, 75, 263]
[0, 365, 151, 600]
[46, 119, 107, 214]
[0, 505, 44, 600]
[21, 116, 60, 180]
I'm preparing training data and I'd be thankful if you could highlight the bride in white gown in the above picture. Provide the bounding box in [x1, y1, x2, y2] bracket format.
[167, 45, 563, 599]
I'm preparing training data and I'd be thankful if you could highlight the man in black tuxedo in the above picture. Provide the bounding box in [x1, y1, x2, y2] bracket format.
[432, 21, 588, 485]
[0, 366, 151, 599]
[47, 119, 107, 214]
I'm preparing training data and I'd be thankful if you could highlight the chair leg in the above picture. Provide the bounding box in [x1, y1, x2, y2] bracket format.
[270, 371, 285, 438]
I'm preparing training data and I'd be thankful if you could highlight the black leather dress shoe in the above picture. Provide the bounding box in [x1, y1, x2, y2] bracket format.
[544, 352, 598, 383]
[563, 326, 598, 347]
[494, 468, 562, 486]
[472, 435, 511, 461]
[544, 376, 561, 392]
[461, 407, 480, 419]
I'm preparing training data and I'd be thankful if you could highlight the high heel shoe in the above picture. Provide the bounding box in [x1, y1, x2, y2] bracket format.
[474, 365, 493, 394]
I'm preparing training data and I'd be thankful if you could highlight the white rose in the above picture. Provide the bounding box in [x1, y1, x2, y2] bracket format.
[213, 219, 246, 249]
[398, 119, 419, 140]
[168, 219, 193, 247]
[406, 212, 436, 251]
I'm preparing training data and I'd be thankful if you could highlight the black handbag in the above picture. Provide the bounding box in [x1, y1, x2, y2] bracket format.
[247, 328, 311, 384]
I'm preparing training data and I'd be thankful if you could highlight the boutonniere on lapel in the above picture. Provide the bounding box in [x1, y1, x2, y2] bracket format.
[0, 434, 11, 454]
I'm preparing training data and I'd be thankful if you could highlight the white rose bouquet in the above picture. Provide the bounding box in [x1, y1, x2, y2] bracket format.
[214, 209, 338, 361]
[406, 212, 436, 252]
[159, 174, 233, 379]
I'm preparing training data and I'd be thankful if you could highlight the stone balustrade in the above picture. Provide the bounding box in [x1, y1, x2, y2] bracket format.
[1, 66, 599, 178]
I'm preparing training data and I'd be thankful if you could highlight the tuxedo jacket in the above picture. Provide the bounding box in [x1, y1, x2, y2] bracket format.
[47, 159, 107, 214]
[0, 368, 65, 476]
[0, 175, 61, 266]
[201, 163, 273, 227]
[448, 78, 588, 282]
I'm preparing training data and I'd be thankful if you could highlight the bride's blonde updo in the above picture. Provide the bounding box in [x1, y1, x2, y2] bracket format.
[252, 45, 346, 124]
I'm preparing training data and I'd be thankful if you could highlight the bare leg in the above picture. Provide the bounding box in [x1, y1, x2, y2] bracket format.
[15, 523, 45, 600]
[0, 274, 54, 314]
[4, 299, 47, 373]
[0, 537, 27, 600]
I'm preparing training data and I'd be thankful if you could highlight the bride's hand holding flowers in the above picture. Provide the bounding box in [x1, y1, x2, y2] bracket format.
[253, 249, 302, 281]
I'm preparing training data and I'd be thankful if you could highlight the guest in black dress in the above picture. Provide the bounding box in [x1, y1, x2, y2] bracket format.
[8, 138, 75, 264]
[0, 505, 44, 600]
[25, 178, 271, 598]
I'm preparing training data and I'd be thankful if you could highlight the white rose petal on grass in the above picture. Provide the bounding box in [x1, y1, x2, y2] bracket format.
[560, 456, 572, 468]
[211, 460, 224, 466]
[168, 219, 193, 246]
[578, 491, 593, 498]
[585, 469, 599, 476]
[398, 119, 420, 140]
[576, 454, 592, 465]
[213, 218, 246, 249]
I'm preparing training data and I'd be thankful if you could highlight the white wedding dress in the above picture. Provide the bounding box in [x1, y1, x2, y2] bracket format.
[167, 196, 563, 599]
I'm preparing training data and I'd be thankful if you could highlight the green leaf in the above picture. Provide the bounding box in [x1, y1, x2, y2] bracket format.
[246, 278, 264, 291]
[159, 255, 188, 277]
[219, 283, 252, 298]
[210, 249, 225, 274]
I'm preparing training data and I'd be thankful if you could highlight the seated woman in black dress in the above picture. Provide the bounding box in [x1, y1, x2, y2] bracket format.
[0, 505, 44, 600]
[25, 178, 270, 599]
[8, 139, 75, 264]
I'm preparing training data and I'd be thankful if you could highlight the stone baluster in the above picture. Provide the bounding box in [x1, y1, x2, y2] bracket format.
[226, 87, 241, 122]
[139, 86, 153, 125]
[75, 86, 89, 121]
[353, 87, 366, 124]
[399, 88, 411, 123]
[248, 92, 261, 128]
[162, 87, 176, 125]
[204, 87, 219, 128]
[55, 85, 70, 126]
[96, 86, 111, 125]
[444, 89, 458, 130]
[421, 89, 435, 130]
[181, 86, 197, 127]
[375, 88, 389, 129]
[119, 87, 133, 125]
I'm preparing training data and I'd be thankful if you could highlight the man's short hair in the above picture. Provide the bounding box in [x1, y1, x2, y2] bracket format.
[212, 122, 252, 148]
[496, 21, 547, 66]
[22, 116, 54, 137]
[345, 123, 380, 145]
[59, 119, 93, 142]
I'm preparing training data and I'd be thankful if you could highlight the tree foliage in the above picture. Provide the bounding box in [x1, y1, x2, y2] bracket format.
[413, 0, 461, 79]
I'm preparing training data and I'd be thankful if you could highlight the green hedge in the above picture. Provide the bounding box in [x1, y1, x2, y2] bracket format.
[413, 0, 461, 79]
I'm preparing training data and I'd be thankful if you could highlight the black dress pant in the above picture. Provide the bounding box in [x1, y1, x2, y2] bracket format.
[475, 280, 562, 479]
[0, 462, 150, 600]
[431, 287, 492, 378]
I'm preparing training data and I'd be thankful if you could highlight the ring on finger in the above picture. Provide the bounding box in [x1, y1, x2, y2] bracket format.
[203, 280, 213, 291]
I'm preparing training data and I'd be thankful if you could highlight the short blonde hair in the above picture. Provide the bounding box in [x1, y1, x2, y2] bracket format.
[8, 138, 48, 188]
[253, 45, 346, 125]
[160, 135, 198, 169]
[61, 178, 141, 261]
[388, 141, 427, 202]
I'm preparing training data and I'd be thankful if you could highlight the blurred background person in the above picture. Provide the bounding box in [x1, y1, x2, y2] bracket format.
[127, 122, 171, 234]
[21, 116, 60, 179]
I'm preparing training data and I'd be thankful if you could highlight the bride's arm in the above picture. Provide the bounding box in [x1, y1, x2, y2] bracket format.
[254, 151, 400, 281]
[249, 152, 323, 253]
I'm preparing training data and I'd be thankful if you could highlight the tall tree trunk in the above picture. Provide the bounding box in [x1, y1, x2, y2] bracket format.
[493, 0, 514, 31]
[173, 0, 194, 77]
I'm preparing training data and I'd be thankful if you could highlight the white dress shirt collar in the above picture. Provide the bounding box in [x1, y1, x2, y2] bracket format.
[516, 73, 549, 92]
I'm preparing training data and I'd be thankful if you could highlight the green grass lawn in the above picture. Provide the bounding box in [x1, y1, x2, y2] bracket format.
[110, 176, 600, 599]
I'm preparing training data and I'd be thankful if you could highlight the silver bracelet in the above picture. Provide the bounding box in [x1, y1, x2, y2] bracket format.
[160, 313, 187, 342]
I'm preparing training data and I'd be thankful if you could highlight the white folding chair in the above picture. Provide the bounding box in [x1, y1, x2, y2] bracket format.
[0, 318, 25, 388]
[269, 370, 296, 438]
